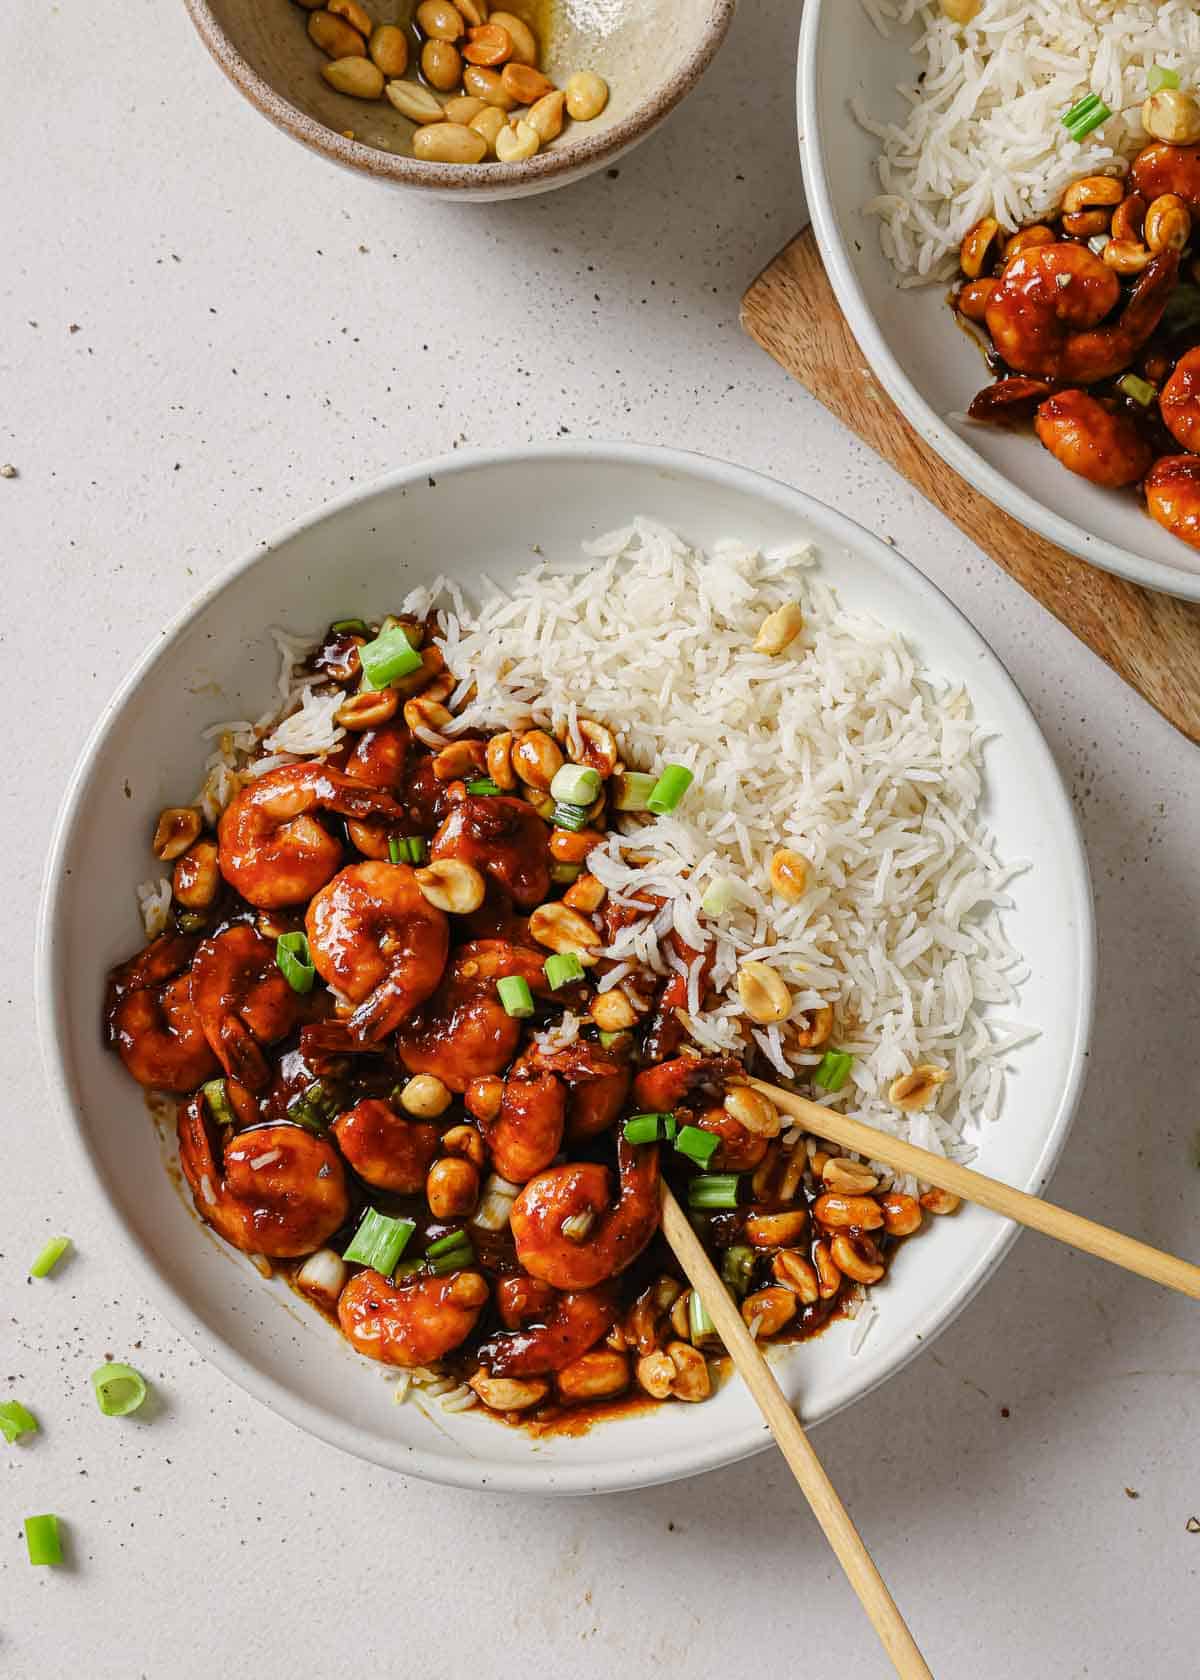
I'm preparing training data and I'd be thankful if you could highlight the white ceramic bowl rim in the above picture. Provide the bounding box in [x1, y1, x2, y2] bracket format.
[797, 0, 1200, 604]
[36, 442, 1096, 1494]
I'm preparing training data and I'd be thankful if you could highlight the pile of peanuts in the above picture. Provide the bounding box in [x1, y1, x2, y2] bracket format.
[293, 0, 609, 164]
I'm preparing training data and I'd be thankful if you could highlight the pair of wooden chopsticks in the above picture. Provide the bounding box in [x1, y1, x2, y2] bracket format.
[659, 1079, 1200, 1678]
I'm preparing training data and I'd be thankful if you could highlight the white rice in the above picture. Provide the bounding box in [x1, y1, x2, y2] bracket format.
[436, 516, 1033, 1167]
[857, 0, 1200, 283]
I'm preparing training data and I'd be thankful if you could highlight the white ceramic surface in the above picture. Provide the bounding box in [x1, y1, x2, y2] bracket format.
[37, 442, 1093, 1495]
[798, 0, 1200, 603]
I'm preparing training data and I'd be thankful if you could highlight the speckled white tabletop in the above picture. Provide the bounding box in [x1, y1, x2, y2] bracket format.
[4, 2, 1198, 1674]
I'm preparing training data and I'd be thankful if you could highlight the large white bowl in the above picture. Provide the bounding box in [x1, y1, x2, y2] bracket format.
[799, 0, 1200, 602]
[37, 443, 1094, 1493]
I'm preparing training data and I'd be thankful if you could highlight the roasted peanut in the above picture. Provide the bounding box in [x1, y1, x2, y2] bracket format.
[335, 688, 399, 729]
[831, 1232, 885, 1285]
[795, 1003, 834, 1049]
[1142, 87, 1200, 145]
[1102, 238, 1153, 276]
[772, 1249, 820, 1303]
[742, 1286, 796, 1337]
[321, 55, 384, 96]
[404, 695, 453, 734]
[328, 0, 371, 31]
[399, 1073, 453, 1118]
[416, 0, 464, 38]
[385, 80, 445, 122]
[938, 0, 980, 19]
[666, 1340, 711, 1402]
[469, 103, 508, 151]
[443, 92, 487, 124]
[1002, 224, 1054, 259]
[495, 118, 540, 162]
[1062, 208, 1112, 237]
[308, 10, 368, 56]
[813, 1192, 884, 1231]
[957, 277, 996, 321]
[421, 38, 463, 90]
[723, 1086, 781, 1138]
[768, 847, 808, 901]
[440, 1124, 486, 1169]
[426, 1156, 480, 1218]
[744, 1209, 809, 1248]
[432, 738, 488, 780]
[462, 64, 517, 108]
[753, 600, 803, 655]
[483, 730, 516, 788]
[736, 960, 791, 1025]
[1061, 174, 1124, 214]
[469, 1370, 548, 1410]
[528, 901, 601, 961]
[526, 88, 566, 142]
[557, 1348, 630, 1402]
[457, 0, 488, 21]
[1111, 193, 1147, 244]
[512, 728, 563, 789]
[1145, 193, 1190, 254]
[812, 1238, 841, 1299]
[564, 68, 608, 120]
[821, 1155, 880, 1194]
[919, 1187, 961, 1216]
[173, 839, 220, 910]
[563, 871, 605, 913]
[635, 1350, 675, 1399]
[549, 826, 602, 863]
[960, 215, 1000, 278]
[153, 806, 202, 861]
[487, 9, 536, 62]
[463, 21, 512, 64]
[464, 1074, 504, 1123]
[888, 1064, 950, 1111]
[591, 987, 636, 1031]
[574, 718, 618, 777]
[880, 1191, 923, 1236]
[415, 858, 486, 913]
[367, 22, 408, 74]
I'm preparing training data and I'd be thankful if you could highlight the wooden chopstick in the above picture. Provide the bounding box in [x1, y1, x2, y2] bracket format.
[659, 1183, 934, 1679]
[751, 1078, 1200, 1300]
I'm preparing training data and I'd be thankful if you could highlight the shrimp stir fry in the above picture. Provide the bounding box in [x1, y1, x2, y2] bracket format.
[954, 131, 1200, 548]
[105, 611, 920, 1431]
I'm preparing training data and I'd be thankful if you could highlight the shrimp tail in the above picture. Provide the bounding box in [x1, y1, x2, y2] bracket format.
[217, 1015, 272, 1091]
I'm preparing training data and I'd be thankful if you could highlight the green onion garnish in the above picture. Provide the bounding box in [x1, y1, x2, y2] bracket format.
[203, 1077, 236, 1127]
[611, 771, 657, 812]
[1117, 372, 1157, 407]
[389, 835, 428, 865]
[550, 861, 582, 884]
[343, 1208, 416, 1275]
[29, 1237, 71, 1279]
[550, 763, 602, 807]
[674, 1124, 720, 1167]
[598, 1029, 632, 1051]
[700, 876, 738, 916]
[687, 1173, 740, 1209]
[815, 1050, 854, 1093]
[647, 764, 694, 816]
[24, 1514, 62, 1567]
[721, 1244, 755, 1297]
[275, 931, 316, 994]
[688, 1288, 718, 1345]
[552, 801, 589, 833]
[331, 617, 370, 635]
[0, 1402, 38, 1444]
[1061, 93, 1111, 142]
[424, 1229, 475, 1274]
[388, 836, 403, 863]
[467, 778, 503, 796]
[623, 1112, 677, 1143]
[1148, 65, 1180, 94]
[544, 952, 585, 990]
[287, 1077, 342, 1133]
[91, 1363, 148, 1418]
[359, 625, 422, 689]
[497, 975, 535, 1018]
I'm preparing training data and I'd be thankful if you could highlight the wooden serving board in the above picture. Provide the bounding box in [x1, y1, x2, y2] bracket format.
[741, 228, 1200, 745]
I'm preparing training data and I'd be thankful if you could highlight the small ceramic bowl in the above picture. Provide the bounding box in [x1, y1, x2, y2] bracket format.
[182, 0, 735, 199]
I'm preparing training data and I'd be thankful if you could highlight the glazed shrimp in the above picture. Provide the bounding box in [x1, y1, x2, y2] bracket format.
[396, 939, 551, 1091]
[218, 764, 405, 909]
[984, 245, 1177, 382]
[105, 934, 218, 1091]
[343, 722, 411, 859]
[644, 933, 713, 1062]
[631, 1054, 743, 1115]
[177, 1095, 349, 1256]
[693, 1105, 769, 1173]
[1131, 141, 1200, 215]
[305, 861, 449, 1045]
[431, 795, 551, 909]
[1145, 456, 1200, 548]
[477, 1284, 617, 1376]
[481, 1067, 566, 1183]
[337, 1268, 489, 1366]
[523, 1038, 632, 1140]
[1159, 346, 1200, 452]
[510, 1138, 660, 1289]
[189, 924, 299, 1090]
[1033, 390, 1153, 488]
[331, 1097, 439, 1194]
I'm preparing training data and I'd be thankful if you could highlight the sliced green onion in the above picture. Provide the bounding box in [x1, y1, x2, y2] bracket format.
[688, 1173, 740, 1209]
[0, 1402, 38, 1444]
[203, 1077, 236, 1127]
[674, 1124, 720, 1167]
[1118, 372, 1157, 408]
[550, 763, 601, 806]
[391, 1257, 424, 1280]
[721, 1243, 756, 1297]
[330, 617, 370, 635]
[598, 1029, 632, 1052]
[359, 625, 422, 689]
[287, 1077, 341, 1133]
[647, 764, 694, 816]
[1061, 93, 1111, 142]
[544, 952, 585, 990]
[497, 975, 535, 1018]
[552, 800, 589, 833]
[623, 1111, 677, 1144]
[177, 910, 209, 933]
[467, 778, 503, 796]
[700, 876, 738, 916]
[275, 931, 316, 994]
[688, 1288, 718, 1346]
[550, 861, 582, 884]
[1148, 65, 1180, 93]
[611, 771, 657, 812]
[343, 1208, 416, 1275]
[29, 1237, 71, 1279]
[24, 1514, 62, 1567]
[91, 1362, 148, 1418]
[388, 835, 428, 865]
[814, 1050, 854, 1093]
[388, 835, 403, 863]
[424, 1230, 475, 1274]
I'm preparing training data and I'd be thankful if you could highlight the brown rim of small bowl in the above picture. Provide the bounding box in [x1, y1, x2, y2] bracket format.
[181, 0, 737, 191]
